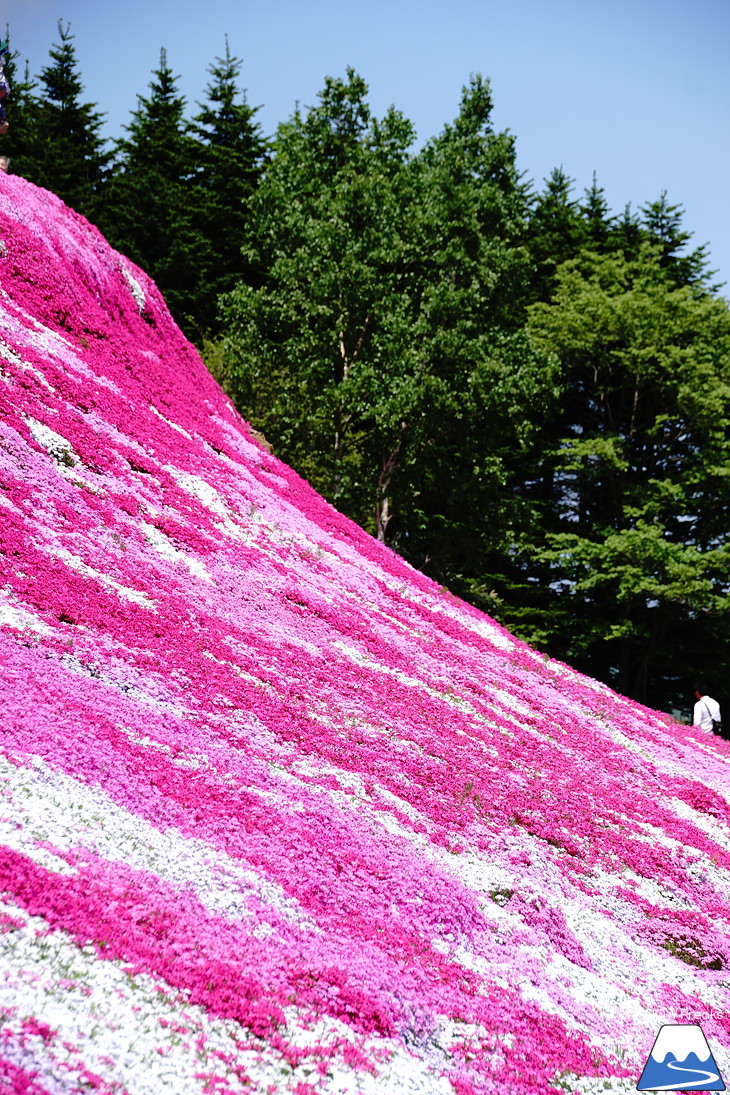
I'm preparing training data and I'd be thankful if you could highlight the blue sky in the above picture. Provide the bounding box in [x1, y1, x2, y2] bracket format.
[5, 0, 730, 291]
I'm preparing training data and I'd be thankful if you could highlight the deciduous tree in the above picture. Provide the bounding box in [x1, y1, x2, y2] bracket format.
[519, 245, 730, 707]
[220, 72, 557, 590]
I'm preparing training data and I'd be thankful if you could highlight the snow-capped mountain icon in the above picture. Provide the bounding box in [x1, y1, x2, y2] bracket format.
[637, 1024, 726, 1091]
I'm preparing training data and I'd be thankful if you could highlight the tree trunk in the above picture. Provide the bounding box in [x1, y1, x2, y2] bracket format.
[376, 420, 407, 541]
[332, 310, 370, 499]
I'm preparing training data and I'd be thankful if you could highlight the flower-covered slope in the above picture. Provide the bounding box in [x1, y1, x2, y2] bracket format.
[0, 173, 728, 1095]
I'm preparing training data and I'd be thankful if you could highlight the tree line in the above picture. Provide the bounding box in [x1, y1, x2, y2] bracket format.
[5, 24, 730, 714]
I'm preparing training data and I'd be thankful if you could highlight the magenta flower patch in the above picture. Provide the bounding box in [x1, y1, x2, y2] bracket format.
[0, 174, 728, 1095]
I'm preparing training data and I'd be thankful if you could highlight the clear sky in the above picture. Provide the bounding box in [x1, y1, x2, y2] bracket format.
[5, 0, 730, 291]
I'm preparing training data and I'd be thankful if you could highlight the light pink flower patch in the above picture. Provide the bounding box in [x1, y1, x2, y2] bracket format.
[0, 174, 728, 1095]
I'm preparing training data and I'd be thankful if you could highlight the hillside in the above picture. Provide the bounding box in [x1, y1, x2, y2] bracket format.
[0, 173, 728, 1095]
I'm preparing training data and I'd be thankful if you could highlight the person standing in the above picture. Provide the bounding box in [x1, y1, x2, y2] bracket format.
[693, 685, 722, 736]
[0, 42, 10, 136]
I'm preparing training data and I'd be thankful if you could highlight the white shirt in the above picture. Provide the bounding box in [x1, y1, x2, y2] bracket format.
[694, 694, 721, 732]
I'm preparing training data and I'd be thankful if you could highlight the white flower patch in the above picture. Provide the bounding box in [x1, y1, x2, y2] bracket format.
[0, 902, 260, 1095]
[0, 819, 77, 876]
[275, 1005, 456, 1095]
[437, 845, 694, 1037]
[26, 417, 80, 466]
[140, 520, 210, 582]
[0, 897, 462, 1095]
[0, 338, 55, 391]
[153, 464, 252, 540]
[149, 404, 193, 439]
[488, 686, 537, 720]
[438, 939, 578, 1034]
[570, 868, 730, 1018]
[685, 854, 730, 897]
[436, 907, 670, 1072]
[596, 724, 663, 767]
[290, 755, 368, 794]
[369, 807, 428, 849]
[119, 727, 209, 772]
[1, 306, 119, 392]
[120, 261, 146, 313]
[40, 542, 156, 608]
[166, 467, 228, 518]
[203, 645, 285, 699]
[611, 867, 696, 910]
[0, 588, 51, 634]
[556, 1077, 638, 1095]
[0, 754, 318, 931]
[158, 464, 252, 542]
[422, 1013, 515, 1074]
[372, 576, 514, 653]
[670, 796, 730, 856]
[329, 638, 462, 704]
[374, 784, 436, 829]
[0, 1034, 100, 1095]
[229, 606, 325, 658]
[447, 612, 513, 651]
[85, 410, 153, 460]
[330, 640, 528, 749]
[627, 816, 687, 853]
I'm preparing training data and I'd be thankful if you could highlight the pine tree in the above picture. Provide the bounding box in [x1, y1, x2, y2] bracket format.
[612, 203, 645, 259]
[526, 168, 589, 301]
[641, 192, 713, 288]
[25, 21, 110, 219]
[101, 48, 207, 338]
[580, 173, 614, 249]
[191, 38, 266, 332]
[0, 27, 39, 173]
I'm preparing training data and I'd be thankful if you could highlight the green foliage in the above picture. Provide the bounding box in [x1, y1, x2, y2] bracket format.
[515, 246, 730, 706]
[99, 42, 265, 342]
[641, 191, 714, 288]
[526, 167, 587, 300]
[526, 170, 715, 306]
[220, 71, 558, 589]
[220, 68, 419, 527]
[660, 933, 723, 970]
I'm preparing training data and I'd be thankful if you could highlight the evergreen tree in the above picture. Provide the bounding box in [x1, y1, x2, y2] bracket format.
[526, 167, 586, 301]
[580, 173, 614, 249]
[641, 192, 713, 288]
[24, 21, 109, 219]
[192, 38, 266, 333]
[612, 203, 645, 260]
[101, 48, 207, 337]
[0, 29, 38, 173]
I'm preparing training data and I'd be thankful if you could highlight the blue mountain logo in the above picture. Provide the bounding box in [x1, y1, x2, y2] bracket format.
[637, 1024, 726, 1091]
